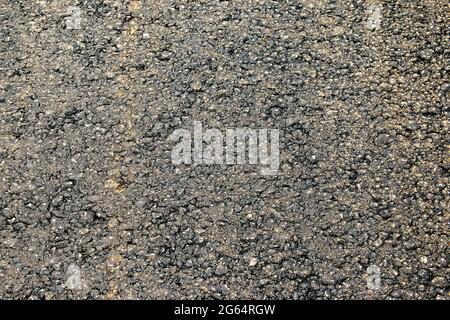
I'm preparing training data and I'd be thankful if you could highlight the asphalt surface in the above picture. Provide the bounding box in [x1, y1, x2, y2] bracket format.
[0, 0, 448, 299]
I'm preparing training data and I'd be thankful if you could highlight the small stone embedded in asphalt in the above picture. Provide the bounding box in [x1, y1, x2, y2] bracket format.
[431, 277, 447, 288]
[215, 264, 229, 276]
[0, 0, 448, 300]
[191, 81, 202, 92]
[65, 264, 83, 291]
[249, 258, 258, 267]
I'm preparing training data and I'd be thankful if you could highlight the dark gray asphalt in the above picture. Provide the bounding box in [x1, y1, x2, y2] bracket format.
[0, 0, 448, 299]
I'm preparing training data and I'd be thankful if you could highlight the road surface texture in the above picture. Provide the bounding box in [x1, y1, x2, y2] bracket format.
[0, 0, 448, 299]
